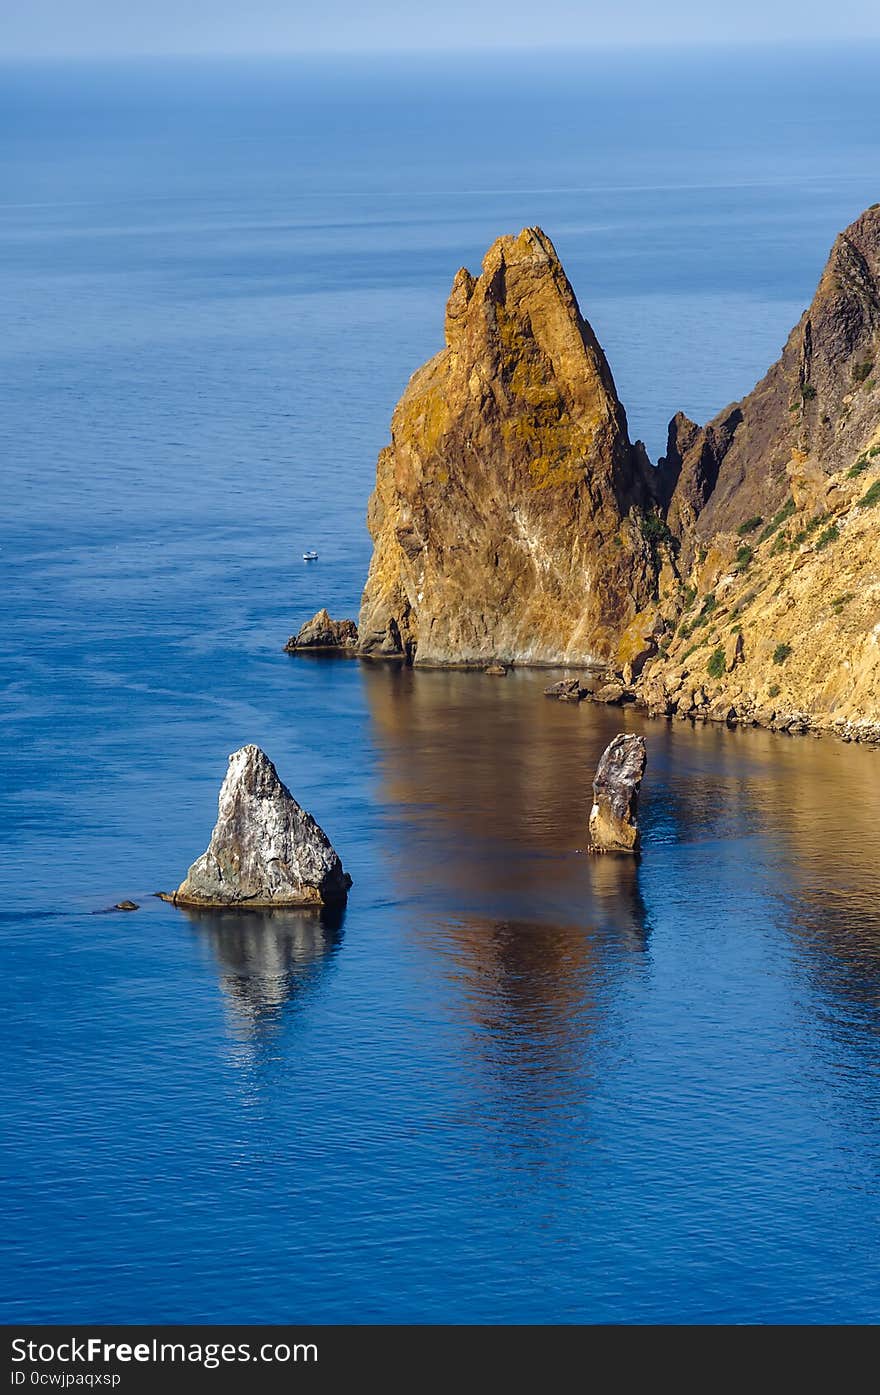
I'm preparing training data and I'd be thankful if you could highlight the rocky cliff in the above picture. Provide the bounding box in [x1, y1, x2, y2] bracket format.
[625, 205, 880, 739]
[630, 446, 880, 741]
[301, 208, 880, 737]
[664, 204, 880, 554]
[357, 227, 663, 666]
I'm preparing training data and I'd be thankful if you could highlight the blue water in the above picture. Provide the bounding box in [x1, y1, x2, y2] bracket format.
[2, 48, 880, 1324]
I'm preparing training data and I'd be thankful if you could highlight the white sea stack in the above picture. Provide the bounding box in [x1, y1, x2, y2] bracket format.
[166, 745, 351, 908]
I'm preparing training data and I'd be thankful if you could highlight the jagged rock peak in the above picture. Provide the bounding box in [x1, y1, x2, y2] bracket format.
[357, 227, 660, 667]
[443, 227, 612, 377]
[165, 745, 351, 908]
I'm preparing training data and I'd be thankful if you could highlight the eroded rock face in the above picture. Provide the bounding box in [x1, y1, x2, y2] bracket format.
[613, 208, 880, 741]
[628, 443, 880, 741]
[665, 205, 880, 550]
[166, 745, 351, 908]
[357, 227, 660, 666]
[588, 734, 647, 853]
[285, 609, 358, 653]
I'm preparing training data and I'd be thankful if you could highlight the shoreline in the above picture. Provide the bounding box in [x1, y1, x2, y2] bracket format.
[287, 644, 880, 746]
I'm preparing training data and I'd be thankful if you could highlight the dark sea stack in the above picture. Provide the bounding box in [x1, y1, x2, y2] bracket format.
[285, 609, 359, 653]
[588, 734, 647, 853]
[357, 226, 662, 666]
[666, 205, 880, 548]
[163, 745, 351, 908]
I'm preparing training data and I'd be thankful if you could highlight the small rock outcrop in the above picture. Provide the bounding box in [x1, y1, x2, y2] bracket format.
[285, 609, 358, 653]
[593, 682, 629, 706]
[544, 677, 590, 702]
[588, 734, 647, 853]
[357, 226, 660, 666]
[164, 745, 351, 908]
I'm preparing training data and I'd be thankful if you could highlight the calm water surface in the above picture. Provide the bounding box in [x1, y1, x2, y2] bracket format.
[1, 48, 880, 1323]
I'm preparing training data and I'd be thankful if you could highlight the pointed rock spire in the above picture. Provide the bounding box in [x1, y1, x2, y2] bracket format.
[357, 226, 658, 666]
[165, 746, 351, 908]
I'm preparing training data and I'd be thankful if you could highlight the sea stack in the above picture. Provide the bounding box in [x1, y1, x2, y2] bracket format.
[588, 734, 647, 853]
[356, 226, 662, 665]
[164, 745, 351, 908]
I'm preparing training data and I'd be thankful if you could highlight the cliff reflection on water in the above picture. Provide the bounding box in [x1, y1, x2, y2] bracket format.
[361, 663, 880, 1063]
[181, 662, 880, 1197]
[360, 665, 656, 1148]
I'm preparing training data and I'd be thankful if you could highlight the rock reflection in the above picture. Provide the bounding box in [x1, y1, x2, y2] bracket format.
[362, 663, 593, 857]
[362, 664, 653, 1158]
[362, 661, 651, 927]
[361, 658, 880, 1126]
[418, 910, 647, 1166]
[587, 849, 652, 947]
[430, 909, 645, 1051]
[182, 904, 344, 1039]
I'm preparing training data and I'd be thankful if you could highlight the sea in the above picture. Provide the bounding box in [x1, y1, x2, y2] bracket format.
[1, 45, 879, 1323]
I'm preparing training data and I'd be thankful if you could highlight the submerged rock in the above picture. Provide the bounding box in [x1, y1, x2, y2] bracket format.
[285, 609, 358, 653]
[588, 733, 647, 854]
[485, 662, 508, 676]
[163, 745, 351, 908]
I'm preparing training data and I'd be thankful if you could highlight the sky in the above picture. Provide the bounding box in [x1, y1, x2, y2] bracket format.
[2, 0, 880, 58]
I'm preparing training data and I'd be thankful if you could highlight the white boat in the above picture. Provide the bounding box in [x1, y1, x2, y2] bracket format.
[302, 550, 319, 561]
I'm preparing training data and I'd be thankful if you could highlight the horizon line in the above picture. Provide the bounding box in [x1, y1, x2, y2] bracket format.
[3, 35, 880, 62]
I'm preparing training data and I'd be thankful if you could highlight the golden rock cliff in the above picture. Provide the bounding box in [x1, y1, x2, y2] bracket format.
[294, 209, 880, 738]
[629, 206, 880, 738]
[357, 227, 661, 666]
[633, 449, 880, 740]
